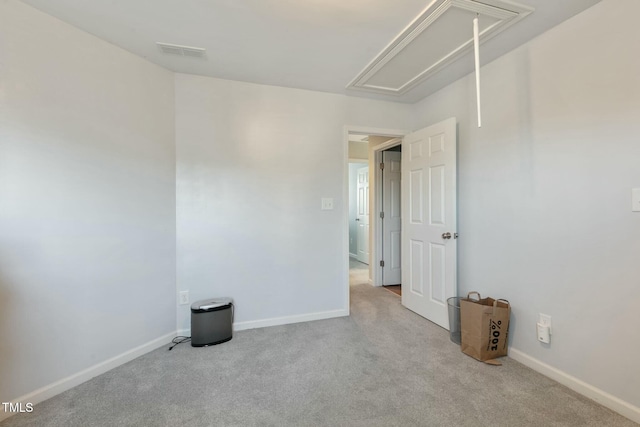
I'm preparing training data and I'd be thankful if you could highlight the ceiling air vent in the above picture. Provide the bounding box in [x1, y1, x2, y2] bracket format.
[156, 42, 206, 58]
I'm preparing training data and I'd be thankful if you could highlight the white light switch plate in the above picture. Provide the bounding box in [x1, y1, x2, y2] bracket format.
[321, 198, 334, 210]
[632, 188, 640, 212]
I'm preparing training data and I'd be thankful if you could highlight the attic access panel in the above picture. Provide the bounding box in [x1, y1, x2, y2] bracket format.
[347, 0, 533, 96]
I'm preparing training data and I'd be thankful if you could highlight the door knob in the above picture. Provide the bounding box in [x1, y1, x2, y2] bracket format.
[355, 218, 360, 221]
[442, 232, 452, 239]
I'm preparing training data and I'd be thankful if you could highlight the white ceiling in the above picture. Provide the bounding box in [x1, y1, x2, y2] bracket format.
[21, 0, 600, 103]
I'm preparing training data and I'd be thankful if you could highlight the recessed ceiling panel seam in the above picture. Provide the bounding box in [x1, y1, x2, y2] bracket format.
[346, 0, 534, 96]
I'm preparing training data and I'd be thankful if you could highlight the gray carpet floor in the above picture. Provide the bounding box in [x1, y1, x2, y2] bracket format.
[2, 262, 636, 426]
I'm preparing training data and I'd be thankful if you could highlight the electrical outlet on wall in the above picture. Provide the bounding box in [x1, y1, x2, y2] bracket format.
[179, 291, 189, 305]
[537, 313, 552, 344]
[538, 313, 552, 331]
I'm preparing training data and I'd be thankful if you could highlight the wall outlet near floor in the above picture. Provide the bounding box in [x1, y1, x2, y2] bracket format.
[179, 291, 189, 305]
[538, 313, 552, 330]
[537, 313, 552, 344]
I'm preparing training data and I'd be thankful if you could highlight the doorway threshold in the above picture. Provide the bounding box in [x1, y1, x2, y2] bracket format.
[383, 285, 401, 296]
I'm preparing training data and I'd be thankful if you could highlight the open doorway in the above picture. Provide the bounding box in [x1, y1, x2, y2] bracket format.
[348, 136, 369, 266]
[344, 120, 457, 329]
[347, 134, 370, 286]
[345, 127, 407, 295]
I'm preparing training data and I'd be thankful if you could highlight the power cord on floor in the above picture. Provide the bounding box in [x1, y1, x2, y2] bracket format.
[168, 336, 191, 351]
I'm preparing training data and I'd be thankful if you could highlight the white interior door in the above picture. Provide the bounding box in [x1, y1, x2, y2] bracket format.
[356, 166, 370, 265]
[401, 118, 457, 329]
[382, 151, 402, 285]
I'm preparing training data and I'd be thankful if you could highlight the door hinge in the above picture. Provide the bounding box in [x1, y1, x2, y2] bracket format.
[380, 260, 385, 267]
[380, 211, 384, 219]
[380, 162, 384, 170]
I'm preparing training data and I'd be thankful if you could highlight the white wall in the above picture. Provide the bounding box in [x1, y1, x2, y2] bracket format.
[412, 0, 640, 411]
[175, 74, 412, 331]
[0, 0, 176, 404]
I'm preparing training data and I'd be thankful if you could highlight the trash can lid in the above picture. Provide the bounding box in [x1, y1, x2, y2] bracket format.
[191, 297, 233, 311]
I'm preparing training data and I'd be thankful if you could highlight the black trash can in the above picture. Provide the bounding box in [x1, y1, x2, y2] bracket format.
[190, 298, 233, 347]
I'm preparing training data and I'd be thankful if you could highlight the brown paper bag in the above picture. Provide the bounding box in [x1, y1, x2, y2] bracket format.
[460, 292, 511, 365]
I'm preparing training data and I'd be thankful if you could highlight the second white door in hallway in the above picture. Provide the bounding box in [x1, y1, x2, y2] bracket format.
[356, 166, 369, 265]
[381, 150, 401, 285]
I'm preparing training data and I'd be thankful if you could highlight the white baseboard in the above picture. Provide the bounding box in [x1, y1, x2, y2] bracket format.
[179, 308, 349, 337]
[509, 348, 640, 424]
[234, 308, 348, 331]
[0, 331, 176, 422]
